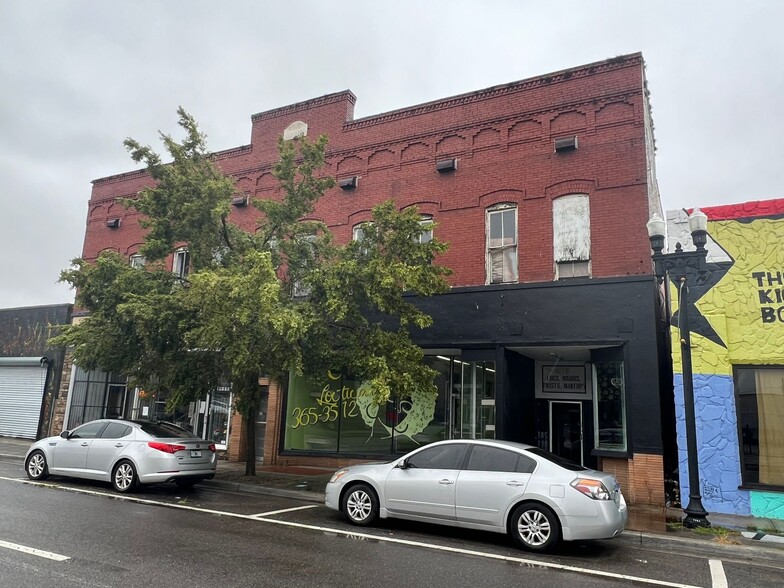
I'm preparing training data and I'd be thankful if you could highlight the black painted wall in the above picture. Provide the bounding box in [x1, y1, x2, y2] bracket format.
[406, 275, 665, 455]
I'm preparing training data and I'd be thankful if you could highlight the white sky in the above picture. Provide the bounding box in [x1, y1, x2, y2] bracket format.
[1, 1, 782, 308]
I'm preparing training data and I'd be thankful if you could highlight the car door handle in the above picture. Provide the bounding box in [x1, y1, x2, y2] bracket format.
[506, 480, 526, 486]
[80, 442, 89, 447]
[114, 443, 124, 448]
[438, 479, 454, 485]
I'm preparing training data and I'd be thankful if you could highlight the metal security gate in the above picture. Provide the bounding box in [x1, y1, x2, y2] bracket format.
[0, 357, 48, 439]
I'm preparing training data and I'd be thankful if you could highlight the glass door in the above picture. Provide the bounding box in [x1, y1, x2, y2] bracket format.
[451, 360, 496, 439]
[550, 401, 583, 465]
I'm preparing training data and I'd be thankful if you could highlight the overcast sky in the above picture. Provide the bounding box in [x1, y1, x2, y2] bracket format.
[1, 1, 782, 309]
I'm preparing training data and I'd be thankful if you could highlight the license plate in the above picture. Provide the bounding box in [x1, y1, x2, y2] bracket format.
[190, 450, 202, 458]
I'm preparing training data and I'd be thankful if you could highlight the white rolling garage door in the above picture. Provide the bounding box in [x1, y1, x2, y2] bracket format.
[0, 357, 47, 439]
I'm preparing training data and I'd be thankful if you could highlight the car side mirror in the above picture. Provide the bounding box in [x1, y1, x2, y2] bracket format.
[60, 431, 70, 439]
[395, 459, 409, 470]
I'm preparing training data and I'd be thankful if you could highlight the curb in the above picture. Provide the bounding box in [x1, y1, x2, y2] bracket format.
[741, 531, 784, 545]
[616, 529, 784, 563]
[202, 479, 325, 503]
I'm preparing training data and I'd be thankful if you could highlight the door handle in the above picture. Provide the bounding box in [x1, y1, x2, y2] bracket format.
[438, 479, 454, 485]
[114, 443, 124, 448]
[506, 480, 526, 487]
[80, 442, 89, 446]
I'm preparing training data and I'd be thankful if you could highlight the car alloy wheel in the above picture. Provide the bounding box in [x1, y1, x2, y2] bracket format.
[112, 460, 137, 493]
[342, 483, 379, 526]
[511, 502, 560, 552]
[25, 450, 49, 481]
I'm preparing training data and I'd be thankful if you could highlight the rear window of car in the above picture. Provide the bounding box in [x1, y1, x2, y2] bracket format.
[136, 421, 199, 439]
[525, 447, 588, 471]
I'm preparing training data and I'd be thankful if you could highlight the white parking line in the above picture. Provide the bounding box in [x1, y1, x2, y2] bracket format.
[0, 539, 70, 561]
[251, 505, 318, 518]
[709, 560, 728, 588]
[2, 477, 701, 588]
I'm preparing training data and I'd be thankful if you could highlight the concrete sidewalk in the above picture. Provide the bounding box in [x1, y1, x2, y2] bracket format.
[3, 435, 783, 555]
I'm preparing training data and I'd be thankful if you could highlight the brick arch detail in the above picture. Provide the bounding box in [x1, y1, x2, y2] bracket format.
[545, 180, 596, 200]
[401, 141, 430, 162]
[124, 242, 145, 256]
[368, 148, 396, 169]
[478, 189, 525, 209]
[337, 155, 364, 173]
[472, 128, 501, 150]
[402, 200, 441, 216]
[435, 134, 467, 155]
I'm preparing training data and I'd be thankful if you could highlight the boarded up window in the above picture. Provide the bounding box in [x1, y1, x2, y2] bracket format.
[553, 194, 590, 279]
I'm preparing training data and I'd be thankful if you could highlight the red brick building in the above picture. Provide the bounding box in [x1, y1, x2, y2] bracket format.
[75, 53, 671, 505]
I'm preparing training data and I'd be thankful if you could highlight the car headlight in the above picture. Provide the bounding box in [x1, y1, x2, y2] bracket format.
[570, 478, 612, 500]
[329, 469, 350, 484]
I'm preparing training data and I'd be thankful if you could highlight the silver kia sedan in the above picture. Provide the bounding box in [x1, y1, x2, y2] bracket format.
[325, 439, 627, 552]
[24, 419, 217, 493]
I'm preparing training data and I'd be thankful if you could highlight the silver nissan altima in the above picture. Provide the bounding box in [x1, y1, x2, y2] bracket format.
[325, 439, 627, 552]
[25, 419, 217, 493]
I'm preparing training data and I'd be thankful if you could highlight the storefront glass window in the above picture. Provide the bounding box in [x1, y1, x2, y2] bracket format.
[593, 360, 627, 451]
[284, 356, 460, 455]
[736, 367, 784, 486]
[207, 388, 231, 447]
[67, 366, 128, 429]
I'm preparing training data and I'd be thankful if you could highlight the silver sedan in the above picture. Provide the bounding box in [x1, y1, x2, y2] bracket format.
[325, 439, 627, 552]
[25, 419, 217, 493]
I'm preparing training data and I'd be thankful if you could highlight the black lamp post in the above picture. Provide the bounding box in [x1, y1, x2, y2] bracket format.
[646, 209, 711, 529]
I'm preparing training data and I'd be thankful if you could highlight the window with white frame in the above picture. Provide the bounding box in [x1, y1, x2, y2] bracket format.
[172, 249, 190, 279]
[553, 194, 591, 279]
[130, 254, 146, 269]
[292, 233, 317, 298]
[417, 215, 434, 244]
[486, 204, 518, 284]
[352, 223, 369, 242]
[352, 222, 374, 256]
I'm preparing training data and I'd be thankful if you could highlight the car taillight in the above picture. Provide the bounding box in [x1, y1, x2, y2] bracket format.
[148, 441, 187, 454]
[570, 478, 612, 500]
[208, 444, 216, 453]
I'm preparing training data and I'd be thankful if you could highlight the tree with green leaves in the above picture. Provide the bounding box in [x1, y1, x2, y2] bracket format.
[53, 108, 450, 475]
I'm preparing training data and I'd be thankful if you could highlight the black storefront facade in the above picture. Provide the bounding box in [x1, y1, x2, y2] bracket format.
[281, 275, 672, 506]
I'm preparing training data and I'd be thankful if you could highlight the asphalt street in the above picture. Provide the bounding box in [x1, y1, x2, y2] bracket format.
[1, 455, 782, 587]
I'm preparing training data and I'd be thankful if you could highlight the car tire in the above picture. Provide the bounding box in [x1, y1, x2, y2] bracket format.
[112, 460, 138, 493]
[25, 450, 49, 481]
[510, 502, 561, 552]
[175, 479, 198, 491]
[341, 483, 379, 526]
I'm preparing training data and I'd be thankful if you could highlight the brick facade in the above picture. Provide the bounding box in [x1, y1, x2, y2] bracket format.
[600, 454, 665, 506]
[84, 53, 655, 288]
[80, 53, 669, 505]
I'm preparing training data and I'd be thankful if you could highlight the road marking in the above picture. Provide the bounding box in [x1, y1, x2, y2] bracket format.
[2, 477, 700, 588]
[251, 505, 318, 518]
[0, 539, 70, 561]
[709, 560, 728, 588]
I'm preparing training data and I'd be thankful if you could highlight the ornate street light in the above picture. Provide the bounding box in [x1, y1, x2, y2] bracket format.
[646, 209, 711, 529]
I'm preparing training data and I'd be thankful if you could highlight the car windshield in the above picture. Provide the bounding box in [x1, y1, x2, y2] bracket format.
[135, 421, 200, 439]
[525, 447, 588, 471]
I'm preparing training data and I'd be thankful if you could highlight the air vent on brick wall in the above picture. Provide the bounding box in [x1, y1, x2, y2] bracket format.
[554, 136, 578, 153]
[231, 195, 248, 207]
[338, 176, 359, 190]
[436, 158, 458, 173]
[106, 218, 120, 228]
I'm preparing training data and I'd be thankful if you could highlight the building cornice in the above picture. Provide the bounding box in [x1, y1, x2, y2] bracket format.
[251, 90, 357, 122]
